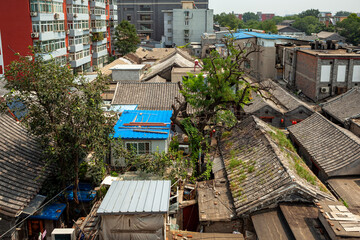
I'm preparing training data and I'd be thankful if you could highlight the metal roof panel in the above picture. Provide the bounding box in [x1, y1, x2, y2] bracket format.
[97, 180, 171, 215]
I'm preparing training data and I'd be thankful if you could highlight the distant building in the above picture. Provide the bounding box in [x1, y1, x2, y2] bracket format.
[316, 31, 346, 43]
[163, 1, 213, 47]
[318, 12, 348, 27]
[276, 25, 305, 37]
[257, 12, 275, 21]
[117, 0, 209, 41]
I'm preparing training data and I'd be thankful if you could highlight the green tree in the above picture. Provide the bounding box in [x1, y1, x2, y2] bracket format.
[337, 13, 360, 45]
[114, 20, 140, 56]
[2, 49, 116, 202]
[298, 9, 320, 18]
[243, 12, 258, 23]
[292, 16, 325, 35]
[335, 11, 351, 17]
[259, 20, 278, 33]
[171, 37, 261, 176]
[214, 12, 241, 29]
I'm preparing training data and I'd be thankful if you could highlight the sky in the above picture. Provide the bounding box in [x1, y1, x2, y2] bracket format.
[209, 0, 360, 16]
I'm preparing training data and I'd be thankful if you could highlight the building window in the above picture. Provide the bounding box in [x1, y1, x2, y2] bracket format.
[337, 65, 346, 82]
[126, 142, 150, 154]
[127, 15, 132, 21]
[168, 37, 172, 41]
[185, 20, 189, 25]
[168, 28, 172, 33]
[139, 5, 151, 11]
[244, 60, 251, 69]
[352, 65, 360, 82]
[184, 11, 189, 17]
[168, 20, 172, 24]
[320, 65, 331, 82]
[140, 14, 151, 21]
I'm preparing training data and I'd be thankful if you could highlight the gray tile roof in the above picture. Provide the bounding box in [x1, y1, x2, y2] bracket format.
[321, 87, 360, 124]
[217, 116, 334, 216]
[111, 82, 183, 110]
[0, 114, 46, 217]
[288, 112, 360, 177]
[245, 80, 313, 114]
[97, 180, 171, 215]
[141, 49, 194, 81]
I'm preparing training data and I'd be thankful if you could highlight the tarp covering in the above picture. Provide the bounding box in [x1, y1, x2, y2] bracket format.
[100, 214, 165, 240]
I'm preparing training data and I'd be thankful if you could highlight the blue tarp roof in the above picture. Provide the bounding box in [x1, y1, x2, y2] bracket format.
[231, 31, 295, 40]
[113, 110, 172, 140]
[30, 203, 66, 221]
[64, 183, 96, 202]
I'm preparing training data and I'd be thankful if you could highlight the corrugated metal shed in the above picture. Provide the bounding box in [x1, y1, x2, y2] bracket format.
[113, 110, 172, 140]
[231, 31, 295, 40]
[97, 180, 171, 215]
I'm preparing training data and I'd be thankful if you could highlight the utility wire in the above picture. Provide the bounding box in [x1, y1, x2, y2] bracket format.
[0, 184, 72, 239]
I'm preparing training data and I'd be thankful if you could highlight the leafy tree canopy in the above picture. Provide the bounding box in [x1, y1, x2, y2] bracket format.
[243, 12, 259, 23]
[298, 9, 320, 18]
[1, 49, 116, 201]
[337, 13, 360, 45]
[114, 20, 140, 56]
[214, 12, 241, 30]
[335, 11, 352, 17]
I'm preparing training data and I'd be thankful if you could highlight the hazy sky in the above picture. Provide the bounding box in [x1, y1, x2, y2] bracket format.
[209, 0, 360, 16]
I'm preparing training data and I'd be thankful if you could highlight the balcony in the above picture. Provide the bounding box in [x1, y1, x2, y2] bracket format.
[90, 1, 106, 9]
[67, 13, 89, 21]
[31, 12, 65, 21]
[41, 48, 67, 61]
[91, 14, 107, 20]
[91, 26, 107, 33]
[39, 31, 66, 41]
[66, 0, 88, 6]
[92, 49, 108, 58]
[70, 55, 91, 68]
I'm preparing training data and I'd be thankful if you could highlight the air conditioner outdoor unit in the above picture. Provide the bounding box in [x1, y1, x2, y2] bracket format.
[31, 32, 39, 38]
[67, 46, 71, 51]
[54, 13, 59, 19]
[179, 145, 190, 154]
[74, 14, 78, 18]
[51, 228, 75, 240]
[68, 56, 73, 61]
[320, 87, 330, 93]
[30, 11, 38, 17]
[66, 29, 70, 35]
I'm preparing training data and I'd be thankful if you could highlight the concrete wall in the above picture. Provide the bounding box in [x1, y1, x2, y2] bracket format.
[349, 120, 360, 138]
[111, 69, 143, 81]
[172, 9, 213, 47]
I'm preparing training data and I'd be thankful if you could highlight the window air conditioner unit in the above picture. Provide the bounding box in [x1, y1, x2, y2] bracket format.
[54, 13, 60, 19]
[320, 87, 330, 93]
[31, 32, 39, 38]
[51, 228, 75, 240]
[30, 11, 38, 17]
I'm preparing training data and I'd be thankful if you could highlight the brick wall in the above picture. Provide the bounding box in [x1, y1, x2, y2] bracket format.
[295, 51, 317, 101]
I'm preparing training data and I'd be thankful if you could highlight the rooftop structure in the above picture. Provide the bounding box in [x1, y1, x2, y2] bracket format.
[141, 49, 195, 81]
[97, 180, 171, 215]
[111, 82, 183, 110]
[288, 113, 360, 180]
[215, 116, 334, 217]
[321, 87, 360, 125]
[113, 110, 172, 140]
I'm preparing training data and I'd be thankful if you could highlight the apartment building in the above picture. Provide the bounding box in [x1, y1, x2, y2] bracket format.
[163, 1, 213, 47]
[117, 0, 208, 41]
[0, 0, 115, 75]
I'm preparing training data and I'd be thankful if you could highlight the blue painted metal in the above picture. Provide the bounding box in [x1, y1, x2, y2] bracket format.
[30, 203, 66, 221]
[65, 183, 96, 202]
[97, 180, 171, 215]
[113, 110, 172, 140]
[230, 31, 295, 40]
[7, 98, 28, 121]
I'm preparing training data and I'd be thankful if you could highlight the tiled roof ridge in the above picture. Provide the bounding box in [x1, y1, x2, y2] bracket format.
[321, 87, 360, 108]
[116, 82, 178, 85]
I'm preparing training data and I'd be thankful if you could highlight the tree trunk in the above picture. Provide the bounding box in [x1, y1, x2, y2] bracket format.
[73, 152, 79, 204]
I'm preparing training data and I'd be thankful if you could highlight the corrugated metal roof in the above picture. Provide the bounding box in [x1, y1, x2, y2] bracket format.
[97, 180, 171, 215]
[231, 31, 295, 40]
[113, 110, 172, 140]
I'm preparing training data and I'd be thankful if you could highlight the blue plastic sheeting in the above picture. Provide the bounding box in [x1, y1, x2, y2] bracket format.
[230, 31, 295, 40]
[113, 110, 172, 140]
[67, 183, 93, 191]
[7, 98, 28, 121]
[30, 203, 66, 221]
[65, 190, 97, 202]
[108, 104, 138, 113]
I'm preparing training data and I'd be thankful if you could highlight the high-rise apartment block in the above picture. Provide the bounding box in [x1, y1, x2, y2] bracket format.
[0, 0, 118, 76]
[163, 1, 213, 47]
[117, 0, 209, 41]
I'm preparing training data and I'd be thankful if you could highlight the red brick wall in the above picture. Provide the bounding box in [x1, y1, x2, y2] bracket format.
[295, 51, 318, 101]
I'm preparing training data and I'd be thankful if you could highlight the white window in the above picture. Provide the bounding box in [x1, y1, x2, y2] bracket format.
[337, 65, 346, 82]
[185, 20, 189, 25]
[353, 65, 360, 82]
[320, 65, 331, 82]
[126, 142, 150, 154]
